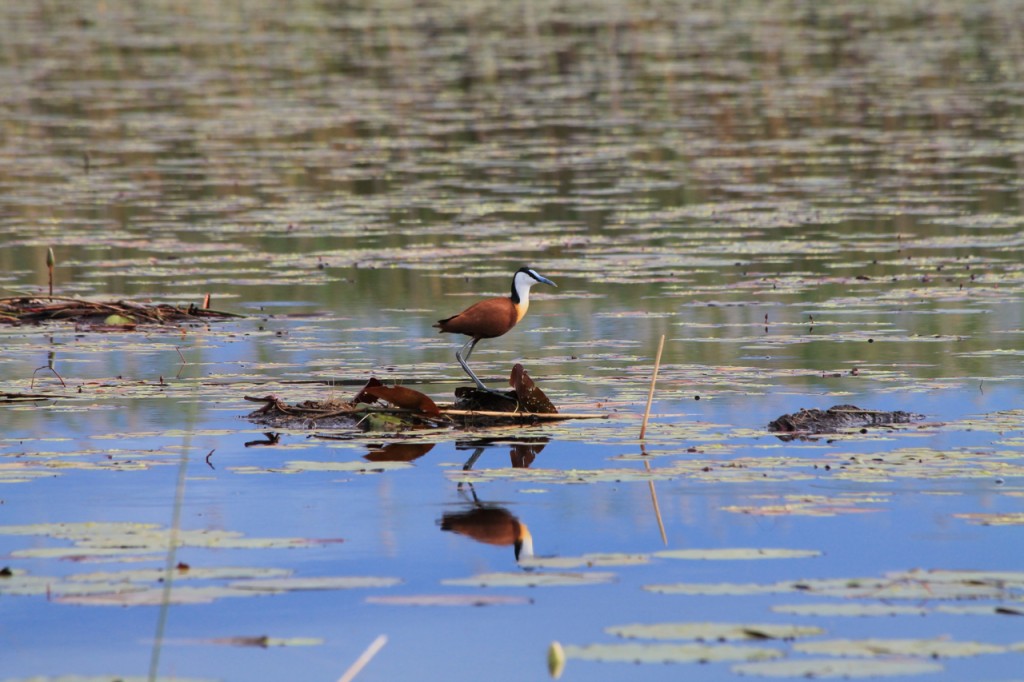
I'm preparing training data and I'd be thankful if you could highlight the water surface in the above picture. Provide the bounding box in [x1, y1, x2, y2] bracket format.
[2, 2, 1024, 681]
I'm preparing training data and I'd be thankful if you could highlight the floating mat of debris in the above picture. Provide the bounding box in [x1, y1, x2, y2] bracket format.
[768, 404, 922, 437]
[245, 366, 604, 431]
[0, 296, 241, 327]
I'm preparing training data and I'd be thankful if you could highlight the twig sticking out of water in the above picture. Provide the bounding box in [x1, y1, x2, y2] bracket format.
[336, 635, 388, 682]
[31, 363, 65, 389]
[46, 248, 55, 300]
[639, 334, 665, 441]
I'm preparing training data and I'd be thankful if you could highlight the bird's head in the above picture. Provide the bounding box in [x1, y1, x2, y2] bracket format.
[512, 267, 556, 301]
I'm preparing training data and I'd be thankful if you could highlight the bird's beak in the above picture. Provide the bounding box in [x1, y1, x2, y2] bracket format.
[538, 275, 556, 288]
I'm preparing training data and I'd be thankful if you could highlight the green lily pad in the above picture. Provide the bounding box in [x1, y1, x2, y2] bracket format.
[0, 677, 218, 682]
[201, 636, 324, 647]
[103, 314, 136, 326]
[654, 548, 821, 561]
[607, 622, 824, 642]
[773, 603, 929, 617]
[58, 586, 256, 606]
[0, 522, 343, 559]
[645, 581, 795, 596]
[519, 553, 651, 569]
[732, 658, 944, 678]
[365, 594, 532, 607]
[230, 576, 402, 592]
[442, 571, 616, 588]
[795, 638, 1007, 658]
[954, 512, 1024, 525]
[564, 642, 783, 664]
[282, 460, 413, 473]
[67, 566, 293, 583]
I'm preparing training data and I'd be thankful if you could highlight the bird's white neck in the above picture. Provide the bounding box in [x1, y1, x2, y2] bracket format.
[511, 271, 540, 321]
[511, 271, 540, 303]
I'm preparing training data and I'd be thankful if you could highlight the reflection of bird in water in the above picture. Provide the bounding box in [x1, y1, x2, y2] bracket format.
[364, 442, 435, 462]
[434, 267, 556, 394]
[457, 437, 548, 470]
[440, 506, 534, 561]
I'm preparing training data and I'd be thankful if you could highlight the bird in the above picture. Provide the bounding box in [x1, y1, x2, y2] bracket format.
[440, 507, 534, 561]
[434, 267, 556, 394]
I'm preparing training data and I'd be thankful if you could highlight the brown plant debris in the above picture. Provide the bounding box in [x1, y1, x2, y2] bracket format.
[768, 404, 922, 436]
[245, 371, 600, 431]
[0, 296, 242, 327]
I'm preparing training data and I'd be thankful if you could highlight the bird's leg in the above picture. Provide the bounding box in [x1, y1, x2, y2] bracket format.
[455, 338, 514, 399]
[456, 338, 488, 391]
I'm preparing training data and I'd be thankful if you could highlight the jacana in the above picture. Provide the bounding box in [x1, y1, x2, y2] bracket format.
[434, 267, 556, 394]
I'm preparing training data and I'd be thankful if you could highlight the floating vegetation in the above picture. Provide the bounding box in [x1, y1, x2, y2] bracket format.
[0, 296, 242, 328]
[0, 521, 402, 607]
[0, 522, 341, 559]
[768, 404, 922, 437]
[365, 594, 532, 607]
[245, 368, 605, 432]
[606, 622, 824, 642]
[731, 658, 944, 678]
[4, 1, 1024, 681]
[441, 571, 616, 588]
[646, 569, 1024, 603]
[563, 642, 783, 664]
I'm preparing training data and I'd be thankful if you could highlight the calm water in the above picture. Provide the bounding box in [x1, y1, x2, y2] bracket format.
[2, 2, 1024, 681]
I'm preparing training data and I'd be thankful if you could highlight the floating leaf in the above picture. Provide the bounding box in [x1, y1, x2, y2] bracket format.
[442, 571, 616, 588]
[654, 548, 821, 561]
[104, 314, 136, 326]
[280, 460, 413, 473]
[954, 512, 1024, 526]
[231, 576, 402, 592]
[773, 603, 928, 617]
[58, 586, 255, 606]
[563, 642, 783, 664]
[67, 566, 293, 583]
[732, 658, 944, 678]
[201, 636, 324, 647]
[795, 638, 1007, 658]
[366, 594, 531, 607]
[520, 553, 651, 569]
[645, 582, 795, 596]
[607, 622, 823, 642]
[0, 677, 218, 682]
[0, 522, 342, 560]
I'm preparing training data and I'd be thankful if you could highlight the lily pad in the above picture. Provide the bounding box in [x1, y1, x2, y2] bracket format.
[654, 548, 821, 561]
[795, 638, 1007, 658]
[365, 594, 531, 607]
[230, 576, 402, 592]
[442, 571, 616, 588]
[772, 603, 929, 617]
[732, 658, 944, 678]
[563, 642, 784, 664]
[607, 622, 824, 642]
[519, 553, 651, 569]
